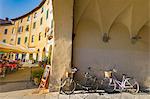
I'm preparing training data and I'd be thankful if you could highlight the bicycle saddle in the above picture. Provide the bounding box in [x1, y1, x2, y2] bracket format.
[122, 74, 127, 76]
[122, 74, 133, 78]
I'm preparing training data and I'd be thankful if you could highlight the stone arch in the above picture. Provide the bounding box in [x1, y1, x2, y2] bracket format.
[36, 49, 40, 61]
[74, 0, 91, 32]
[109, 22, 131, 40]
[42, 47, 46, 60]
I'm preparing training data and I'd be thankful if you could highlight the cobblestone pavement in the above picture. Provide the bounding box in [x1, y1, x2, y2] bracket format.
[0, 89, 150, 99]
[0, 65, 39, 92]
[0, 81, 37, 93]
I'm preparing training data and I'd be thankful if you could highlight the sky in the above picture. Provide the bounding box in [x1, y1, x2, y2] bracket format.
[0, 0, 42, 19]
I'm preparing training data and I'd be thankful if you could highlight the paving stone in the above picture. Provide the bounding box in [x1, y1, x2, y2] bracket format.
[97, 93, 111, 99]
[108, 93, 122, 99]
[135, 94, 150, 99]
[85, 93, 98, 99]
[58, 94, 69, 99]
[0, 96, 7, 99]
[97, 95, 111, 99]
[120, 93, 135, 99]
[22, 94, 46, 99]
[45, 92, 59, 99]
[69, 94, 83, 99]
[2, 95, 23, 99]
[69, 92, 89, 99]
[1, 89, 150, 99]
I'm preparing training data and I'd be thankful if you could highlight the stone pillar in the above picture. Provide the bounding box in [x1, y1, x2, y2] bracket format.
[33, 53, 36, 60]
[18, 53, 22, 59]
[38, 51, 42, 61]
[45, 44, 50, 57]
[13, 53, 16, 60]
[25, 53, 29, 61]
[49, 0, 74, 91]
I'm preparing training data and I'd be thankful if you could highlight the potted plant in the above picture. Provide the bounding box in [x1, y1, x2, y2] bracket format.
[32, 68, 44, 85]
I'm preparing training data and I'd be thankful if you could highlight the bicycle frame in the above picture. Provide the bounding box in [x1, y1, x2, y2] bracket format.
[76, 72, 97, 90]
[110, 74, 131, 91]
[61, 67, 98, 91]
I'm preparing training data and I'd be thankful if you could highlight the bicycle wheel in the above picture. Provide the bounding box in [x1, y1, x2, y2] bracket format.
[61, 77, 76, 95]
[103, 78, 116, 93]
[124, 78, 139, 93]
[88, 79, 99, 92]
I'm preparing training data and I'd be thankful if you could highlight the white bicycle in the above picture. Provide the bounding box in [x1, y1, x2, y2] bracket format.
[102, 69, 139, 94]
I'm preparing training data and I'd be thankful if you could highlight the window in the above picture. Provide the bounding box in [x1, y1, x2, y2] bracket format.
[4, 29, 8, 34]
[33, 22, 36, 29]
[26, 25, 29, 31]
[34, 12, 37, 18]
[39, 33, 41, 41]
[18, 26, 23, 32]
[12, 28, 14, 34]
[24, 37, 27, 43]
[40, 17, 43, 25]
[31, 35, 34, 42]
[41, 7, 44, 13]
[17, 37, 21, 44]
[22, 26, 24, 32]
[45, 32, 47, 38]
[11, 38, 13, 41]
[21, 19, 23, 23]
[46, 9, 49, 19]
[47, 0, 49, 5]
[27, 16, 30, 21]
[3, 39, 6, 43]
[51, 19, 53, 28]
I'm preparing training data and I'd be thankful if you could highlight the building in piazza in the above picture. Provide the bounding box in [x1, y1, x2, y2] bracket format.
[0, 0, 54, 63]
[0, 0, 150, 92]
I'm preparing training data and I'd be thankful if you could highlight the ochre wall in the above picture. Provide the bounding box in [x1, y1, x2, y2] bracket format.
[73, 0, 150, 87]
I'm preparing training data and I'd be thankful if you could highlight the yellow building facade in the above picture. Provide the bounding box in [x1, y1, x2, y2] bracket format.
[0, 0, 54, 62]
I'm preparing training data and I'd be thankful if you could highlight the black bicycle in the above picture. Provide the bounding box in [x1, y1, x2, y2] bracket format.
[60, 67, 99, 95]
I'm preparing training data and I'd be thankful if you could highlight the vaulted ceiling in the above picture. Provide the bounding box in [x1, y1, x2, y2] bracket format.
[74, 0, 149, 37]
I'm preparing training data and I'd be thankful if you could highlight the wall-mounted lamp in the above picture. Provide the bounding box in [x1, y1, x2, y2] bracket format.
[47, 35, 53, 40]
[102, 33, 110, 43]
[131, 35, 142, 44]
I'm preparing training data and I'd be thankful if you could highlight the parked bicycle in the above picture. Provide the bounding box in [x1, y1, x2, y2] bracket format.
[60, 67, 99, 95]
[102, 69, 139, 93]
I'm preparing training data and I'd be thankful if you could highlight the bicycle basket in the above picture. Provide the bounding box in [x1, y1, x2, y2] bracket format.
[104, 71, 112, 78]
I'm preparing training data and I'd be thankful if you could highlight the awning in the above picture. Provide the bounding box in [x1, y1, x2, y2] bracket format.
[0, 42, 22, 53]
[15, 45, 37, 53]
[0, 52, 4, 54]
[0, 42, 36, 53]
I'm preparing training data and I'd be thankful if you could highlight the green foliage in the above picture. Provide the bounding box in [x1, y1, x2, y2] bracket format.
[32, 68, 44, 80]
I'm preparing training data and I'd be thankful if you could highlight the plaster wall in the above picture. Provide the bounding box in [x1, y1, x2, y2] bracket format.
[73, 0, 150, 87]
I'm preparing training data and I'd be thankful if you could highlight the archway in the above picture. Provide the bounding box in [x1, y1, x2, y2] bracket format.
[36, 49, 40, 61]
[42, 47, 46, 61]
[47, 45, 52, 65]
